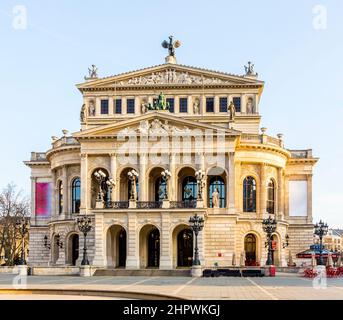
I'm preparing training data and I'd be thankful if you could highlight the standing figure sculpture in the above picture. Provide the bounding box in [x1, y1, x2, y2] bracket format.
[212, 188, 220, 208]
[193, 98, 200, 114]
[161, 35, 181, 57]
[88, 64, 98, 78]
[80, 104, 86, 122]
[89, 101, 96, 116]
[228, 101, 236, 121]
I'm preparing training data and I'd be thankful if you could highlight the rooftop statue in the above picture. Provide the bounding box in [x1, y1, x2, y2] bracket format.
[144, 92, 170, 111]
[244, 61, 258, 77]
[161, 35, 181, 57]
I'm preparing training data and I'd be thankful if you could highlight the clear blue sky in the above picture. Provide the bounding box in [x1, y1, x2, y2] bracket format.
[0, 0, 342, 227]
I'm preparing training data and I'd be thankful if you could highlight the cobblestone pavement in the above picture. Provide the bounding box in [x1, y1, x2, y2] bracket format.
[0, 273, 342, 300]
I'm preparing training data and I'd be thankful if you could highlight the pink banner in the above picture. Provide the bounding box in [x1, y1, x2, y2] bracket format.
[35, 182, 51, 216]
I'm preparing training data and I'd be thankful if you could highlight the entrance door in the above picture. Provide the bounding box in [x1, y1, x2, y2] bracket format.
[118, 228, 126, 267]
[177, 229, 193, 267]
[244, 234, 257, 266]
[148, 229, 160, 267]
[71, 234, 79, 266]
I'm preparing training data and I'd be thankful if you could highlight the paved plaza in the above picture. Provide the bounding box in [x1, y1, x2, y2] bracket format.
[0, 273, 342, 300]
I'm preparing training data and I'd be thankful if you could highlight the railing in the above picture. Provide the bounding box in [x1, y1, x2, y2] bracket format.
[53, 136, 80, 149]
[30, 152, 47, 161]
[240, 133, 282, 147]
[240, 133, 261, 143]
[106, 201, 129, 209]
[136, 201, 162, 209]
[170, 200, 197, 209]
[289, 149, 313, 159]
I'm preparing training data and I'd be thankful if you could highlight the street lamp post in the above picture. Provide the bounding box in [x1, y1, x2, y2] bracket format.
[105, 178, 116, 208]
[195, 170, 205, 200]
[16, 217, 29, 265]
[77, 216, 92, 265]
[161, 169, 172, 200]
[189, 214, 204, 266]
[314, 220, 328, 265]
[262, 215, 277, 266]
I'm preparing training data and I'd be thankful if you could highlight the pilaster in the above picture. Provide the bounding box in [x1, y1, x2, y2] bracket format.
[126, 212, 139, 269]
[159, 212, 173, 269]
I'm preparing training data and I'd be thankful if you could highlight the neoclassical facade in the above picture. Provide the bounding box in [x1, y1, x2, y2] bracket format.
[25, 45, 318, 270]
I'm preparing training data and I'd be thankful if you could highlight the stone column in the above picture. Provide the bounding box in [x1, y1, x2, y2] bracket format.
[139, 153, 147, 201]
[188, 96, 193, 115]
[92, 214, 106, 267]
[50, 171, 56, 220]
[260, 163, 266, 217]
[241, 94, 246, 114]
[174, 95, 179, 114]
[135, 96, 140, 114]
[80, 154, 88, 214]
[160, 212, 173, 269]
[126, 212, 139, 269]
[228, 152, 235, 214]
[62, 166, 68, 218]
[108, 98, 114, 116]
[95, 97, 101, 116]
[307, 174, 313, 223]
[170, 153, 177, 201]
[214, 96, 219, 113]
[30, 177, 37, 223]
[277, 168, 284, 220]
[110, 153, 117, 201]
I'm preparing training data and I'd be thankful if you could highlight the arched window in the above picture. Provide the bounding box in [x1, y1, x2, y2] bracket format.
[243, 176, 256, 212]
[209, 176, 226, 208]
[266, 179, 275, 214]
[72, 178, 81, 214]
[58, 181, 63, 214]
[155, 177, 166, 201]
[182, 176, 197, 201]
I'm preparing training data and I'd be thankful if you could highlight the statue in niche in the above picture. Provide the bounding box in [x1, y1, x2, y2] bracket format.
[246, 97, 254, 114]
[80, 104, 86, 122]
[89, 101, 96, 116]
[141, 99, 149, 114]
[193, 98, 200, 114]
[212, 188, 220, 208]
[228, 101, 236, 121]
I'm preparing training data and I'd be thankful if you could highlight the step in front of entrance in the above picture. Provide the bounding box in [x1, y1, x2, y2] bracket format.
[93, 268, 191, 277]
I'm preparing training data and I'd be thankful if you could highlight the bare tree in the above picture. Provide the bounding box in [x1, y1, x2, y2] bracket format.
[0, 183, 30, 266]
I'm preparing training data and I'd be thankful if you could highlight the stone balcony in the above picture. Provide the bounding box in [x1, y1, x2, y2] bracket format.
[240, 133, 283, 148]
[30, 152, 48, 162]
[288, 149, 313, 159]
[52, 136, 80, 149]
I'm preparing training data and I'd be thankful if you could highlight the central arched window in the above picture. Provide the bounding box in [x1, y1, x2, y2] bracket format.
[266, 179, 275, 214]
[155, 177, 166, 201]
[182, 176, 197, 201]
[72, 178, 81, 213]
[209, 176, 226, 208]
[243, 176, 256, 212]
[58, 181, 63, 214]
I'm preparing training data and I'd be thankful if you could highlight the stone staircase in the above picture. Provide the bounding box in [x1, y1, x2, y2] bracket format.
[93, 268, 191, 277]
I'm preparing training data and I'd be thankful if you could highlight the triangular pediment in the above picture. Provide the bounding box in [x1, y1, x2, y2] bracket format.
[73, 111, 241, 138]
[76, 63, 264, 91]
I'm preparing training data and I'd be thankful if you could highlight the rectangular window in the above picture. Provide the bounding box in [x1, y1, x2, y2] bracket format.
[166, 98, 174, 113]
[115, 99, 122, 114]
[100, 99, 109, 114]
[127, 99, 135, 114]
[179, 98, 188, 113]
[219, 97, 228, 112]
[232, 97, 241, 112]
[206, 97, 214, 112]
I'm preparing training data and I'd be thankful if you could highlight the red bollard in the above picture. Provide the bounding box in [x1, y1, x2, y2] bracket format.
[269, 265, 276, 277]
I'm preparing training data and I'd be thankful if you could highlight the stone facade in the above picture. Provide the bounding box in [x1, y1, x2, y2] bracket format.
[24, 49, 318, 269]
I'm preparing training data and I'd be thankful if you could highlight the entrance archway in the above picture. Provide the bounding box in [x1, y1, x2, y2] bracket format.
[177, 229, 193, 267]
[139, 224, 160, 268]
[244, 233, 257, 266]
[67, 233, 79, 266]
[106, 225, 127, 268]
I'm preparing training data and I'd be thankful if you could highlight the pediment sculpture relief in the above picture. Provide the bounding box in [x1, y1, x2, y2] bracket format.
[117, 119, 192, 137]
[122, 69, 229, 86]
